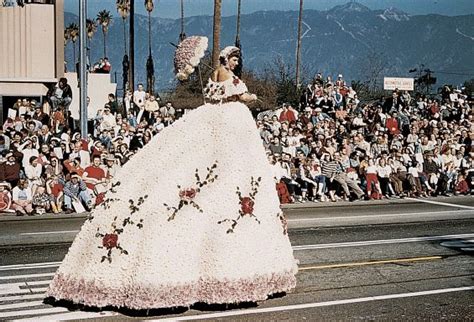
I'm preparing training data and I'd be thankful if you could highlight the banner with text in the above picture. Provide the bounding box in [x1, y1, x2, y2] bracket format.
[384, 77, 414, 91]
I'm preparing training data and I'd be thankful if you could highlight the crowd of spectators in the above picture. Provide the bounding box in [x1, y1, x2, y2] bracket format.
[0, 82, 176, 215]
[261, 73, 473, 203]
[0, 71, 472, 215]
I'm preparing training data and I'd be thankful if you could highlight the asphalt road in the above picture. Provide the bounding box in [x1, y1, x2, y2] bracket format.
[1, 195, 474, 247]
[0, 196, 473, 321]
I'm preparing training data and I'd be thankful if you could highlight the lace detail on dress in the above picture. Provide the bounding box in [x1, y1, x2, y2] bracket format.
[204, 76, 248, 101]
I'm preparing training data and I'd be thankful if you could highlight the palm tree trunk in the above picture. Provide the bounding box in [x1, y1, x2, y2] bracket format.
[148, 12, 152, 56]
[295, 0, 304, 89]
[103, 29, 107, 57]
[87, 38, 91, 70]
[235, 0, 241, 47]
[179, 0, 185, 41]
[123, 19, 127, 54]
[72, 41, 76, 67]
[129, 0, 135, 91]
[146, 11, 154, 94]
[234, 0, 242, 77]
[212, 0, 222, 69]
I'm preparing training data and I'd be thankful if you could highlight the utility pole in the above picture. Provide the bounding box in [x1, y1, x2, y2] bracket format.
[129, 0, 135, 91]
[295, 0, 303, 90]
[211, 0, 222, 69]
[79, 0, 88, 138]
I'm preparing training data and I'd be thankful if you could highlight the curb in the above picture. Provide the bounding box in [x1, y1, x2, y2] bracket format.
[281, 198, 414, 209]
[0, 213, 87, 222]
[0, 196, 471, 222]
[282, 195, 473, 210]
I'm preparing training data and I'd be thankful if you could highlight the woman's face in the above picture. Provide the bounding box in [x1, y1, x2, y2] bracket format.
[228, 56, 239, 71]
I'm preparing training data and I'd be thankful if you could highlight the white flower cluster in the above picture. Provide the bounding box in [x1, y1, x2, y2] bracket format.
[174, 36, 208, 81]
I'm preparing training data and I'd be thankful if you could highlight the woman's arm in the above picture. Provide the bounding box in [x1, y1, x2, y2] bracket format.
[239, 92, 257, 103]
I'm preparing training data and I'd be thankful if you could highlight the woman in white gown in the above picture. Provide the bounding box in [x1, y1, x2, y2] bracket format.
[46, 46, 298, 310]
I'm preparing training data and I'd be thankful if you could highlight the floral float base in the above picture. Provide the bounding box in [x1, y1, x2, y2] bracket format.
[46, 270, 296, 310]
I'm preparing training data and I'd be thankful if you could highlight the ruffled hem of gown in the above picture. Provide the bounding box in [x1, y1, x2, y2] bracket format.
[46, 270, 297, 310]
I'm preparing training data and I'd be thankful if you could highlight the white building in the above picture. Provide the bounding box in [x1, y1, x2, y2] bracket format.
[0, 0, 64, 123]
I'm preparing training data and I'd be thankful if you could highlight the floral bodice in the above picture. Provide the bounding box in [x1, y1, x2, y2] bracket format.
[204, 75, 248, 102]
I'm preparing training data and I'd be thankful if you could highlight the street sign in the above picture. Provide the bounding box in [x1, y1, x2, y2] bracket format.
[384, 77, 414, 91]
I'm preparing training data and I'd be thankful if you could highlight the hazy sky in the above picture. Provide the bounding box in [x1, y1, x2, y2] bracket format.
[65, 0, 474, 18]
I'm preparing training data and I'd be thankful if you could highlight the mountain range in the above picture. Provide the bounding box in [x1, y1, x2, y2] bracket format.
[64, 2, 474, 92]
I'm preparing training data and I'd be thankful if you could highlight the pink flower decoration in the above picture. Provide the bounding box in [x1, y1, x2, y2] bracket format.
[102, 233, 118, 249]
[179, 188, 197, 200]
[241, 197, 255, 215]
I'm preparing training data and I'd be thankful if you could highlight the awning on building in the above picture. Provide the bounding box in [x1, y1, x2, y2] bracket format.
[0, 82, 50, 97]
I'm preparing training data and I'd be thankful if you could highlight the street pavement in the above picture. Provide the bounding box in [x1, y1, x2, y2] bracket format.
[0, 196, 473, 320]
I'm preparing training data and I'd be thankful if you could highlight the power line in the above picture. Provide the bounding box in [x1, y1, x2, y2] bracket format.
[433, 71, 474, 77]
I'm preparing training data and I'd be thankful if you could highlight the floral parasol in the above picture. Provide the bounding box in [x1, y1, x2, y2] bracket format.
[174, 36, 208, 81]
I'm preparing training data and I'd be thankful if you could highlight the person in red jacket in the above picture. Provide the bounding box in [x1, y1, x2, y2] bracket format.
[279, 104, 297, 123]
[83, 155, 107, 193]
[455, 174, 469, 195]
[386, 112, 400, 136]
[0, 152, 22, 188]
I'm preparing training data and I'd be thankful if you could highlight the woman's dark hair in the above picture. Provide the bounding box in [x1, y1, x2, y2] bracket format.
[220, 49, 240, 65]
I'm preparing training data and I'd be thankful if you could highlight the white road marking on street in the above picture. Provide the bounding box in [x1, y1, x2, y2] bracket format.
[0, 293, 46, 303]
[0, 307, 67, 319]
[19, 230, 79, 236]
[287, 209, 474, 222]
[0, 283, 25, 296]
[16, 310, 119, 321]
[0, 273, 54, 281]
[154, 286, 474, 321]
[0, 285, 48, 296]
[0, 262, 61, 271]
[0, 300, 44, 310]
[292, 233, 474, 251]
[405, 198, 474, 210]
[25, 281, 51, 286]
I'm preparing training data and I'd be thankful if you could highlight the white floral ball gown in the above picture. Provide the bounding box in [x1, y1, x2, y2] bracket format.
[47, 76, 298, 309]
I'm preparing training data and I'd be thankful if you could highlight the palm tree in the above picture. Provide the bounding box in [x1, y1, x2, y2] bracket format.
[86, 18, 97, 40]
[212, 0, 222, 69]
[66, 23, 79, 67]
[117, 0, 131, 94]
[145, 0, 155, 94]
[86, 18, 97, 66]
[96, 10, 112, 58]
[116, 0, 130, 54]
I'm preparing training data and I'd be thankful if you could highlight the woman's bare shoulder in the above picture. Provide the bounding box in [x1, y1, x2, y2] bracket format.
[211, 67, 233, 83]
